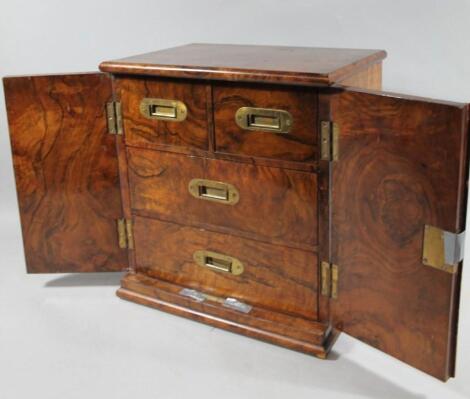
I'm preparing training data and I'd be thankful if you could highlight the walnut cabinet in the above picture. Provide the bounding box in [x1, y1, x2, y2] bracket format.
[4, 44, 469, 381]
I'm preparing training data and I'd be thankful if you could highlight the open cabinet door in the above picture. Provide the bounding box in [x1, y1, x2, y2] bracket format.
[329, 88, 469, 380]
[4, 73, 127, 273]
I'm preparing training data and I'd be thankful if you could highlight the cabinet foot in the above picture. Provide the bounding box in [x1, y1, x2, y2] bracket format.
[117, 273, 338, 359]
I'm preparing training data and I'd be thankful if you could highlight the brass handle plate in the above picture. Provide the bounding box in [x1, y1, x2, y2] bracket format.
[193, 250, 244, 275]
[235, 107, 293, 133]
[140, 98, 187, 121]
[188, 178, 239, 205]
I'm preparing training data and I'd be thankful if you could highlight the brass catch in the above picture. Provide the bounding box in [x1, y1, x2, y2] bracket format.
[235, 107, 293, 133]
[422, 225, 465, 274]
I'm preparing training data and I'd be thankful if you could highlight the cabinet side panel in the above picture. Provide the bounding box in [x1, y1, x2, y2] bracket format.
[337, 62, 382, 90]
[317, 92, 332, 322]
[4, 73, 127, 272]
[448, 105, 470, 377]
[330, 89, 468, 380]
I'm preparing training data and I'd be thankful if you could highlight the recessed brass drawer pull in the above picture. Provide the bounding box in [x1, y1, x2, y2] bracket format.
[140, 98, 187, 121]
[193, 250, 244, 275]
[188, 178, 239, 205]
[235, 107, 293, 133]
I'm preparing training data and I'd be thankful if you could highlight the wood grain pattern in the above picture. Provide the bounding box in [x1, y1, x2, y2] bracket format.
[100, 43, 386, 87]
[6, 45, 470, 380]
[330, 88, 469, 380]
[133, 216, 318, 319]
[213, 83, 318, 162]
[115, 76, 209, 150]
[336, 62, 382, 90]
[127, 148, 318, 248]
[118, 273, 336, 357]
[3, 73, 127, 273]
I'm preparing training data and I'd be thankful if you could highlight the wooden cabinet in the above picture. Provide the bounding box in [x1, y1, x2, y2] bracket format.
[3, 43, 469, 381]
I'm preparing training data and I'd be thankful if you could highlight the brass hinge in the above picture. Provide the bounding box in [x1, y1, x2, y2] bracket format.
[106, 101, 123, 135]
[321, 261, 339, 299]
[320, 121, 339, 161]
[422, 225, 465, 274]
[117, 218, 134, 249]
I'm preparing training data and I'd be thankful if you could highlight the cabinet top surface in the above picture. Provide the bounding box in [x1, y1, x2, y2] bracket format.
[100, 43, 386, 86]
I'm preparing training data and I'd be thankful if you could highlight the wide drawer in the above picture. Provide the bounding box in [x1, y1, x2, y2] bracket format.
[127, 148, 318, 248]
[133, 216, 318, 320]
[213, 83, 318, 162]
[115, 77, 209, 150]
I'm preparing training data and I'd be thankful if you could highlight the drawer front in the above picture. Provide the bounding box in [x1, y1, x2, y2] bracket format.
[128, 148, 318, 248]
[133, 216, 318, 319]
[116, 77, 209, 150]
[213, 84, 317, 162]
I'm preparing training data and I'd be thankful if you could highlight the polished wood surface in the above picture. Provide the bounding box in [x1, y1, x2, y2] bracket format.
[127, 148, 318, 248]
[330, 88, 469, 380]
[4, 73, 127, 273]
[337, 62, 382, 90]
[100, 43, 386, 86]
[6, 44, 469, 381]
[214, 83, 317, 162]
[118, 273, 336, 358]
[115, 76, 209, 150]
[133, 216, 318, 319]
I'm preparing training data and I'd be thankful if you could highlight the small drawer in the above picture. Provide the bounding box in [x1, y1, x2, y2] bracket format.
[213, 83, 318, 162]
[127, 148, 318, 248]
[133, 216, 318, 320]
[115, 77, 209, 150]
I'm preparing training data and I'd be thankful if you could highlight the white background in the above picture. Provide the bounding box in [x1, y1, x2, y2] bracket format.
[1, 1, 470, 398]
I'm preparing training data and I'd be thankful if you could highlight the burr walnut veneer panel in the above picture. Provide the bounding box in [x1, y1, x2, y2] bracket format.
[4, 73, 126, 273]
[330, 89, 469, 380]
[100, 43, 386, 86]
